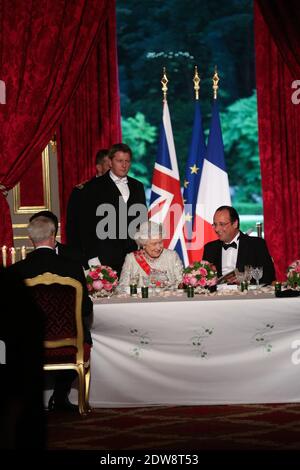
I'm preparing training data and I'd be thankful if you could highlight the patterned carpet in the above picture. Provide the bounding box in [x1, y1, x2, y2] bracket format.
[47, 403, 300, 452]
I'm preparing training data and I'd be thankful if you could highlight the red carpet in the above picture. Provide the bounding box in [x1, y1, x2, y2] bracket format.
[47, 403, 300, 451]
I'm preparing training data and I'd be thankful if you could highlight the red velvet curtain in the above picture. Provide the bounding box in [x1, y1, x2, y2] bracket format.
[57, 1, 121, 243]
[254, 1, 300, 280]
[0, 0, 110, 248]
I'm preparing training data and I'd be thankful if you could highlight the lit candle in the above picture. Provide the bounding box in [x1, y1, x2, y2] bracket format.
[2, 245, 7, 267]
[10, 247, 16, 264]
[21, 245, 26, 260]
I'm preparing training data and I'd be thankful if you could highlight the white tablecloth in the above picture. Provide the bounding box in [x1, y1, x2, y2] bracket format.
[87, 294, 300, 407]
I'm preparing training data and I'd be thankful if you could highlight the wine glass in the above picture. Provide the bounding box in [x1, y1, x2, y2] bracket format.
[129, 273, 139, 286]
[234, 268, 245, 285]
[149, 269, 159, 294]
[142, 275, 150, 287]
[252, 266, 263, 288]
[244, 265, 253, 287]
[157, 270, 169, 290]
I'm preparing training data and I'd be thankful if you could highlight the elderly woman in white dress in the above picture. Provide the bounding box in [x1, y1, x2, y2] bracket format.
[118, 221, 183, 289]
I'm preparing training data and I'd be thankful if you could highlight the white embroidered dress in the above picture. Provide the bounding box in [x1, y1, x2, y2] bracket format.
[118, 249, 183, 289]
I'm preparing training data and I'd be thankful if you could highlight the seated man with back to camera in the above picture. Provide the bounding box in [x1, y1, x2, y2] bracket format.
[29, 210, 84, 265]
[6, 215, 93, 412]
[118, 221, 183, 289]
[203, 205, 275, 285]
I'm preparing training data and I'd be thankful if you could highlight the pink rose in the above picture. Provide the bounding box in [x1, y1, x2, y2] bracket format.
[199, 268, 208, 276]
[104, 283, 113, 291]
[199, 277, 207, 287]
[189, 276, 198, 286]
[92, 280, 103, 290]
[89, 270, 99, 280]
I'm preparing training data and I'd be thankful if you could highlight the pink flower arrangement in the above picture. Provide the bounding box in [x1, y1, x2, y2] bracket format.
[86, 265, 118, 297]
[183, 260, 218, 289]
[286, 259, 300, 289]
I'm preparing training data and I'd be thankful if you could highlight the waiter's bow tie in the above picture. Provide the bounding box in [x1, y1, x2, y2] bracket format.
[222, 241, 237, 250]
[115, 177, 128, 184]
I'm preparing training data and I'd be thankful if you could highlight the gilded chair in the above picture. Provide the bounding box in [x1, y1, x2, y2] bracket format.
[24, 272, 91, 415]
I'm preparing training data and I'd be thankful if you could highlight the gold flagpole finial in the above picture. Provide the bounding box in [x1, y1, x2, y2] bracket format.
[193, 66, 200, 100]
[161, 67, 168, 102]
[212, 66, 219, 99]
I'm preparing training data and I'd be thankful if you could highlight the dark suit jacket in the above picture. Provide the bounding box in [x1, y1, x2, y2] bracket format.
[56, 241, 86, 267]
[7, 248, 93, 343]
[203, 231, 275, 284]
[81, 171, 147, 275]
[65, 176, 97, 253]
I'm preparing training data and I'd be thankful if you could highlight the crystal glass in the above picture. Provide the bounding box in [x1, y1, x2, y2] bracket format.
[149, 269, 159, 294]
[244, 265, 253, 286]
[234, 268, 245, 285]
[252, 266, 263, 288]
[129, 273, 139, 286]
[156, 270, 169, 289]
[142, 275, 150, 287]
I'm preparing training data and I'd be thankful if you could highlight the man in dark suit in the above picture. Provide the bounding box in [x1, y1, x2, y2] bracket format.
[203, 205, 275, 284]
[66, 148, 110, 253]
[7, 215, 93, 411]
[81, 143, 147, 276]
[29, 209, 83, 264]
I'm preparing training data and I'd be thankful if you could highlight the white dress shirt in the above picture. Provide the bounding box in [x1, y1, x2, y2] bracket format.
[221, 232, 240, 275]
[109, 170, 130, 203]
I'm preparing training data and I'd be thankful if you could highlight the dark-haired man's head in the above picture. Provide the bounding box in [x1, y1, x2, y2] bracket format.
[108, 143, 132, 178]
[212, 205, 240, 243]
[95, 149, 110, 176]
[29, 211, 58, 237]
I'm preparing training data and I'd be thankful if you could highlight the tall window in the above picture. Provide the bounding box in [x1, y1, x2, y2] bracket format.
[117, 0, 261, 233]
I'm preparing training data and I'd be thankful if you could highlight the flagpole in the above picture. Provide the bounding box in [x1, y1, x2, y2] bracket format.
[149, 68, 189, 266]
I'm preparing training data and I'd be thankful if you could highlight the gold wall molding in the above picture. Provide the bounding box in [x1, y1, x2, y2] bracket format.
[13, 146, 51, 214]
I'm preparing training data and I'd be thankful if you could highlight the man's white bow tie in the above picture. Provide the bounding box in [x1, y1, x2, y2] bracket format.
[115, 177, 128, 184]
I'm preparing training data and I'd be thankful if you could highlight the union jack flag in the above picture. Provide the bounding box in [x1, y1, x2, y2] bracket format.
[148, 101, 189, 266]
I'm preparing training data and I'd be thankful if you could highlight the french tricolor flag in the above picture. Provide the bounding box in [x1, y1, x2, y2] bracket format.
[191, 98, 231, 261]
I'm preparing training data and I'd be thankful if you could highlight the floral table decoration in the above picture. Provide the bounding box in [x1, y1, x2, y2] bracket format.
[86, 265, 118, 298]
[183, 260, 218, 294]
[286, 259, 300, 290]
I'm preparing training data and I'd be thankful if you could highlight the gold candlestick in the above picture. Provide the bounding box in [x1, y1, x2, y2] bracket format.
[2, 245, 7, 267]
[10, 247, 16, 264]
[21, 245, 26, 260]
